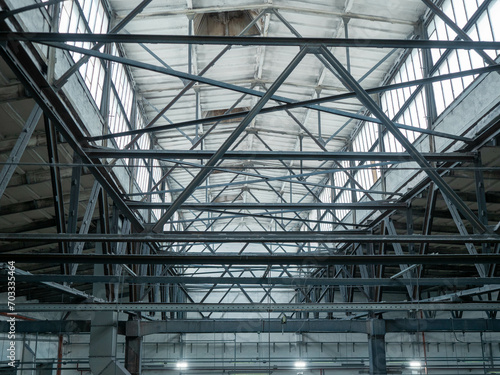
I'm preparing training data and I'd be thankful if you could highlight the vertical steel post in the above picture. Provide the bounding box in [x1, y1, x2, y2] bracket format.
[125, 324, 142, 375]
[367, 320, 387, 375]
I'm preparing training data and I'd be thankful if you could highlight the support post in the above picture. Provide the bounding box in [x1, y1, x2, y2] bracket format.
[125, 319, 142, 375]
[367, 320, 387, 375]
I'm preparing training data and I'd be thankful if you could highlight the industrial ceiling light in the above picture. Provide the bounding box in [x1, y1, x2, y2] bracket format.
[294, 361, 307, 369]
[409, 361, 422, 368]
[176, 361, 188, 369]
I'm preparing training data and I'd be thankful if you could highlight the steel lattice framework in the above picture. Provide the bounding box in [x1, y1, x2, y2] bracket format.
[1, 0, 500, 374]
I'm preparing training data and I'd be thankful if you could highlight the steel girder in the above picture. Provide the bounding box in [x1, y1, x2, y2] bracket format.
[2, 319, 500, 334]
[4, 32, 500, 49]
[124, 10, 268, 154]
[84, 149, 478, 162]
[0, 232, 498, 244]
[2, 252, 500, 265]
[5, 302, 500, 313]
[4, 274, 500, 287]
[129, 318, 500, 335]
[124, 202, 407, 210]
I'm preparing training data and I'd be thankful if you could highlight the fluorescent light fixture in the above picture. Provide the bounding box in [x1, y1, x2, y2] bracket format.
[176, 361, 188, 369]
[409, 361, 422, 369]
[294, 361, 307, 369]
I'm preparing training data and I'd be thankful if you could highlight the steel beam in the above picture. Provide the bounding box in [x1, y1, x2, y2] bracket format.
[86, 60, 500, 143]
[6, 32, 500, 49]
[0, 232, 498, 244]
[419, 284, 500, 303]
[145, 90, 255, 203]
[125, 201, 407, 211]
[0, 320, 91, 334]
[6, 166, 90, 189]
[8, 275, 499, 287]
[2, 252, 500, 265]
[0, 192, 92, 216]
[126, 165, 402, 198]
[0, 105, 42, 199]
[318, 46, 489, 234]
[3, 319, 500, 335]
[387, 0, 493, 127]
[134, 318, 500, 335]
[6, 302, 500, 313]
[86, 148, 477, 162]
[414, 184, 438, 300]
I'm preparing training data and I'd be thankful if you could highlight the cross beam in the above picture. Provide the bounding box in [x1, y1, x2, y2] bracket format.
[2, 319, 500, 334]
[1, 252, 500, 265]
[5, 302, 500, 313]
[5, 274, 500, 287]
[86, 149, 477, 162]
[4, 32, 500, 49]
